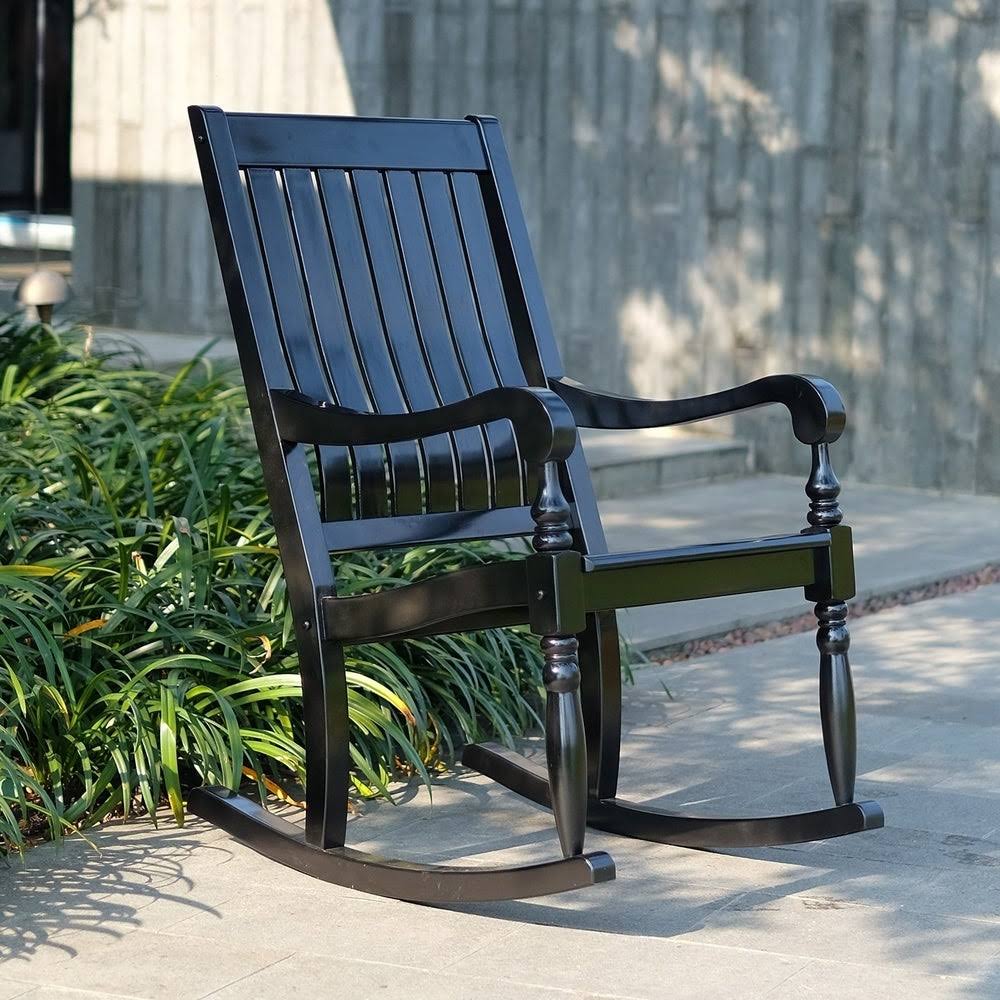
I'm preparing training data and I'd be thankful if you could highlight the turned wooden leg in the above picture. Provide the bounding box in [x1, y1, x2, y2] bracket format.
[541, 634, 587, 857]
[531, 459, 587, 858]
[806, 444, 857, 806]
[816, 600, 856, 805]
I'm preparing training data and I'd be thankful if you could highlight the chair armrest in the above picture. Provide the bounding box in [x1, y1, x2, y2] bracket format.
[270, 385, 577, 463]
[549, 374, 846, 445]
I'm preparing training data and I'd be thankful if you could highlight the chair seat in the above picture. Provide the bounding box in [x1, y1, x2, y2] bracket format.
[582, 531, 828, 571]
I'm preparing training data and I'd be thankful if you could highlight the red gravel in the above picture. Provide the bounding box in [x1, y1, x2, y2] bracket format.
[647, 563, 1000, 665]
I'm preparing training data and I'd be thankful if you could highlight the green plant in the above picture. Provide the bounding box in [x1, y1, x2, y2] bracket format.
[0, 317, 545, 853]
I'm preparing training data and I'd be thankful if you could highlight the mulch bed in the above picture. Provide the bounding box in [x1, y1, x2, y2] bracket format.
[647, 563, 1000, 665]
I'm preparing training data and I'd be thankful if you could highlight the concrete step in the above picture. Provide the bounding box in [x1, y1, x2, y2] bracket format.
[580, 426, 752, 498]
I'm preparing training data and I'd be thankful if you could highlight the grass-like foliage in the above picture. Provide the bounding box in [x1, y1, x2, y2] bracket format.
[0, 317, 544, 853]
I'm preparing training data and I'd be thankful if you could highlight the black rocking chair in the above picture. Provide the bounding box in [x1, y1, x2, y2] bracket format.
[188, 106, 883, 904]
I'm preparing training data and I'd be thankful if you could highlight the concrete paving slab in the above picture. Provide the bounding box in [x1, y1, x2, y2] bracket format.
[444, 924, 810, 999]
[600, 474, 1000, 649]
[3, 585, 1000, 999]
[208, 954, 603, 1000]
[675, 889, 1000, 978]
[0, 981, 32, 1000]
[0, 988, 131, 1000]
[763, 959, 985, 1000]
[2, 929, 290, 999]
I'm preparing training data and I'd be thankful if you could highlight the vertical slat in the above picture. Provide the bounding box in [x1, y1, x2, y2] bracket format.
[418, 171, 523, 507]
[451, 170, 533, 496]
[246, 168, 363, 521]
[385, 171, 493, 510]
[246, 171, 331, 387]
[317, 169, 424, 516]
[283, 168, 389, 521]
[352, 170, 459, 513]
[450, 172, 529, 389]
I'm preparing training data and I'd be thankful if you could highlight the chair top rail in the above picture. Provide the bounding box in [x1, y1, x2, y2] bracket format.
[216, 109, 488, 171]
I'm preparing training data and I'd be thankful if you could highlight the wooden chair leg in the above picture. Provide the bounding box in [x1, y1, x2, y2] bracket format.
[816, 600, 856, 805]
[542, 634, 587, 857]
[806, 443, 857, 807]
[532, 459, 589, 858]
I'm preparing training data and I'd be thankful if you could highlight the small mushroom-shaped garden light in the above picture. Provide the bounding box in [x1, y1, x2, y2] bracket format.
[15, 269, 71, 325]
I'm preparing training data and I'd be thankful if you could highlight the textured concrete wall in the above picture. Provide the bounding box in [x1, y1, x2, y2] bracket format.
[72, 0, 1000, 493]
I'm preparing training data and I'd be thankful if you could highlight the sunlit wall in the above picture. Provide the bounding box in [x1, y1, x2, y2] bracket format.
[71, 0, 1000, 493]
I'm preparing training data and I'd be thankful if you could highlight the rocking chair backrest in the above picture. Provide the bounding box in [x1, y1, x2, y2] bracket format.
[190, 108, 606, 557]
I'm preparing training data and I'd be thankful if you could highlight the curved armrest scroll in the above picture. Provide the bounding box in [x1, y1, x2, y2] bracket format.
[550, 374, 846, 445]
[271, 385, 578, 464]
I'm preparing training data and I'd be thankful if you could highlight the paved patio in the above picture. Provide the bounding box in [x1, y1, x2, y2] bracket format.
[3, 580, 999, 999]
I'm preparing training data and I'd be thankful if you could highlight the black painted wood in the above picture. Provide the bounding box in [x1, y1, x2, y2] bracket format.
[806, 444, 858, 806]
[227, 113, 488, 171]
[189, 786, 615, 903]
[270, 385, 576, 463]
[417, 170, 524, 508]
[384, 169, 492, 510]
[282, 167, 383, 521]
[192, 107, 351, 853]
[322, 560, 528, 643]
[316, 168, 423, 516]
[552, 374, 847, 445]
[190, 105, 882, 898]
[321, 505, 537, 554]
[530, 457, 587, 858]
[462, 743, 884, 848]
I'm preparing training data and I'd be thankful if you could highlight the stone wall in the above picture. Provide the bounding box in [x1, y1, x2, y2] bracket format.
[72, 0, 1000, 492]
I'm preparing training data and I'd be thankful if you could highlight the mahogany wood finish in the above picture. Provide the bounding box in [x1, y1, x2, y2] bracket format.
[189, 106, 882, 902]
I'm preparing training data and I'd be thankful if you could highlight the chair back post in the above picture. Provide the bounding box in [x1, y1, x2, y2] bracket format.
[190, 105, 348, 849]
